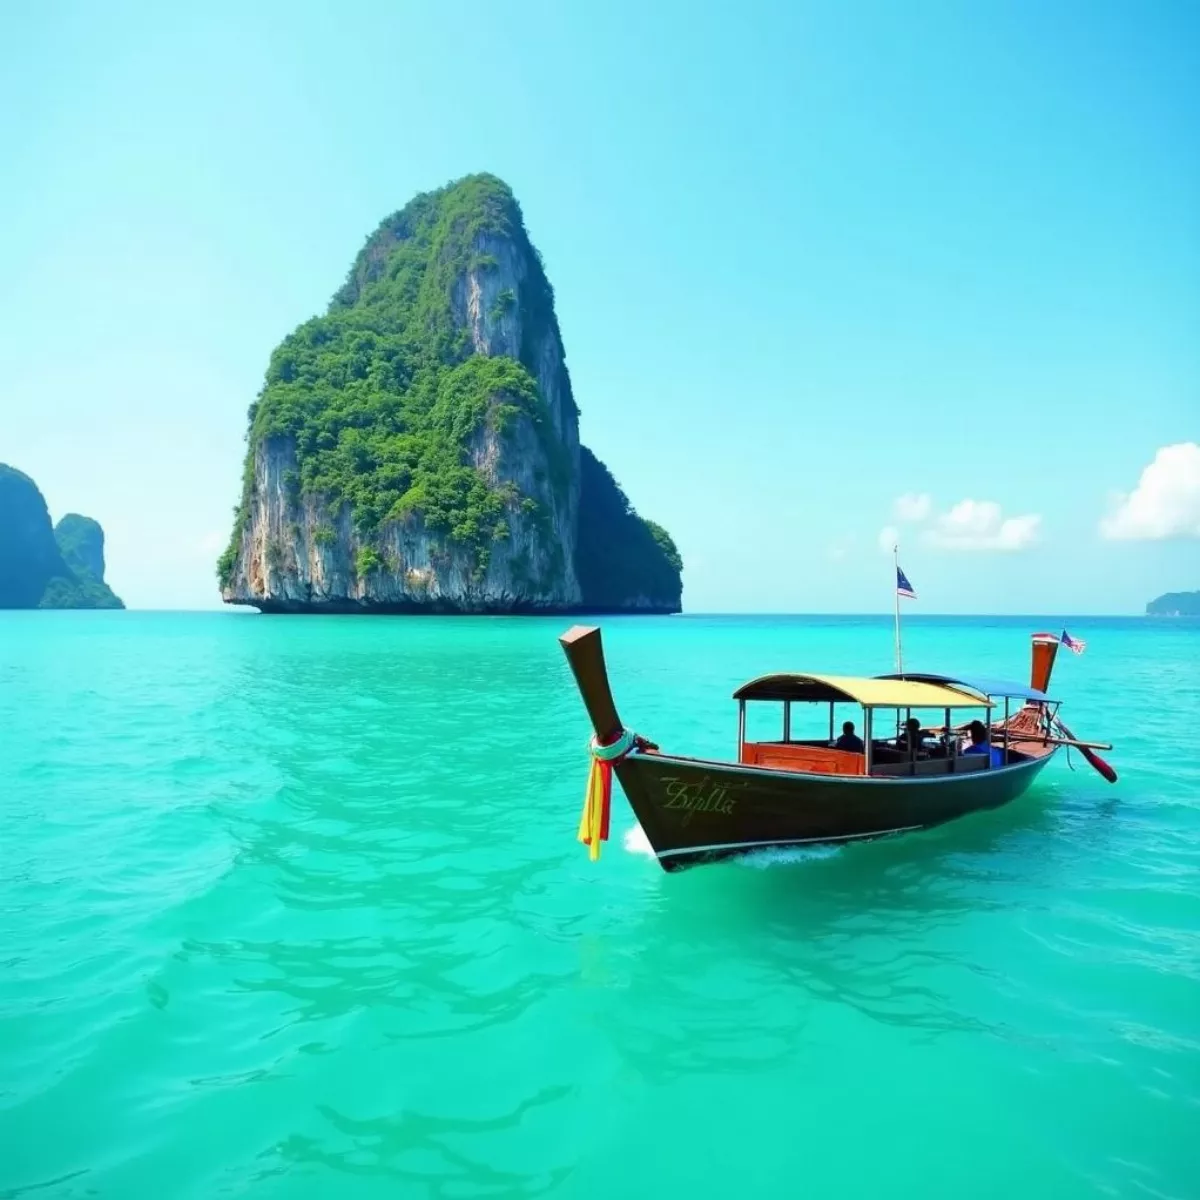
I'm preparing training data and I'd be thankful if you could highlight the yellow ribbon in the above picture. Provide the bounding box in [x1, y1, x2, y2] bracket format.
[577, 757, 608, 861]
[576, 730, 635, 861]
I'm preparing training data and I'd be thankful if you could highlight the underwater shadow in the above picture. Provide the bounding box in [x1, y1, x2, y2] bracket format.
[242, 1087, 574, 1197]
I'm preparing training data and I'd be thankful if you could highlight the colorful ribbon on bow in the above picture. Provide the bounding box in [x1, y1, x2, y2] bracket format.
[577, 729, 636, 861]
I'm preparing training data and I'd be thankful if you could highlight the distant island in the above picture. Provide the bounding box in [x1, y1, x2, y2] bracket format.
[218, 172, 682, 614]
[0, 465, 124, 609]
[1146, 591, 1200, 616]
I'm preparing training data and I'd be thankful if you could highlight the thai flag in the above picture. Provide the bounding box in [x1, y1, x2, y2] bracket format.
[1061, 629, 1086, 654]
[896, 565, 916, 599]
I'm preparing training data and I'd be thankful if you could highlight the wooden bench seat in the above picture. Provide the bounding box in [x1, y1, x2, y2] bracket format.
[740, 742, 866, 776]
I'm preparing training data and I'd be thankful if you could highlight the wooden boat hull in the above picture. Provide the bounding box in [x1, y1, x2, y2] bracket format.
[613, 748, 1056, 870]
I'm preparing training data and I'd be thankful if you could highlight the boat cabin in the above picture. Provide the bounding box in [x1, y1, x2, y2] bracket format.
[731, 672, 1025, 778]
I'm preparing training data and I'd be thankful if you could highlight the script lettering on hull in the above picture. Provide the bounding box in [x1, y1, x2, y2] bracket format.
[660, 776, 745, 825]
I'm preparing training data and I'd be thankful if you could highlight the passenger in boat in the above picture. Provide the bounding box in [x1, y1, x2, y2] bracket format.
[834, 720, 864, 753]
[897, 717, 928, 756]
[963, 720, 1005, 767]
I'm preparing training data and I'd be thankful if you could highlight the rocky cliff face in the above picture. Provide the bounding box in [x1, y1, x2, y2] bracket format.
[220, 173, 681, 614]
[230, 423, 575, 613]
[0, 465, 124, 609]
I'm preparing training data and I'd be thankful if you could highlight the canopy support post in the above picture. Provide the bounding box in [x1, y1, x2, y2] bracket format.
[783, 701, 791, 744]
[864, 708, 873, 775]
[905, 706, 914, 774]
[737, 700, 746, 761]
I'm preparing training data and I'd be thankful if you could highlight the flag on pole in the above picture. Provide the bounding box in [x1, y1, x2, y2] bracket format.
[896, 564, 916, 600]
[1061, 629, 1086, 654]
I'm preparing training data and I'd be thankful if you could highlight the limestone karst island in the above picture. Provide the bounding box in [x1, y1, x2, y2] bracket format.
[0, 464, 124, 609]
[1145, 591, 1200, 616]
[219, 174, 682, 614]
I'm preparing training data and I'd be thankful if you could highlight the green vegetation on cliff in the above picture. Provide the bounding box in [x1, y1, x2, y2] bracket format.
[1146, 591, 1200, 616]
[0, 465, 124, 609]
[221, 171, 682, 611]
[49, 514, 123, 608]
[38, 572, 124, 610]
[575, 449, 683, 611]
[222, 174, 566, 586]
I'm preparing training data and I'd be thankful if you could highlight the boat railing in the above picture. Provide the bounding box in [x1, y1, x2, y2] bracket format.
[871, 755, 990, 778]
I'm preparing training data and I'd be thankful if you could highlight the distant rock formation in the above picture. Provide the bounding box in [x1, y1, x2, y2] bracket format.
[0, 464, 124, 609]
[219, 172, 682, 614]
[55, 513, 108, 580]
[1146, 590, 1200, 616]
[0, 465, 65, 608]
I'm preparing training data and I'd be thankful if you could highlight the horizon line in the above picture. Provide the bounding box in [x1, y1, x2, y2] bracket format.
[7, 608, 1171, 619]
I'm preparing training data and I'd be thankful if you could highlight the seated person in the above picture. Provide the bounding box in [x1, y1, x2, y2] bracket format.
[962, 719, 1005, 767]
[834, 720, 864, 753]
[897, 716, 928, 756]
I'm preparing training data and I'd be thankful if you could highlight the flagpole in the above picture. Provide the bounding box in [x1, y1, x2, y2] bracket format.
[893, 543, 903, 675]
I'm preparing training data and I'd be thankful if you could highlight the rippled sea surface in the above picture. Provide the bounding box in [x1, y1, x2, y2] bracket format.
[2, 612, 1198, 1199]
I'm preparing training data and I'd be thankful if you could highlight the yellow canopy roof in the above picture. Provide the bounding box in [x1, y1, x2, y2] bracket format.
[733, 672, 992, 708]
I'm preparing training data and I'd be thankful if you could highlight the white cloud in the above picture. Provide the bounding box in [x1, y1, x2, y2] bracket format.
[1099, 442, 1200, 541]
[922, 499, 1041, 551]
[877, 524, 899, 554]
[892, 492, 932, 522]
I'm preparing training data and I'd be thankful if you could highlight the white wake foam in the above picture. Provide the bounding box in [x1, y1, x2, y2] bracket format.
[734, 843, 844, 869]
[621, 823, 843, 869]
[622, 823, 655, 858]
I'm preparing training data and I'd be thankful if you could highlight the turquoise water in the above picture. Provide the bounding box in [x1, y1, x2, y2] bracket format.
[2, 612, 1197, 1199]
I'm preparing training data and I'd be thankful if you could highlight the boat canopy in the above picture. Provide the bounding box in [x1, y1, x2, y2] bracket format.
[732, 673, 992, 708]
[874, 672, 1055, 703]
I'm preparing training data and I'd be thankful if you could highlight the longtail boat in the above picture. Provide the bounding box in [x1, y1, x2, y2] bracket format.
[560, 626, 1115, 872]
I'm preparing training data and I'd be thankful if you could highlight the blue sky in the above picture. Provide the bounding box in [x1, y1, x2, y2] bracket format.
[2, 0, 1197, 612]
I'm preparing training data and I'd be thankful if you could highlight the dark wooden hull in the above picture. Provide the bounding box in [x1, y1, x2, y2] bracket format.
[613, 749, 1056, 871]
